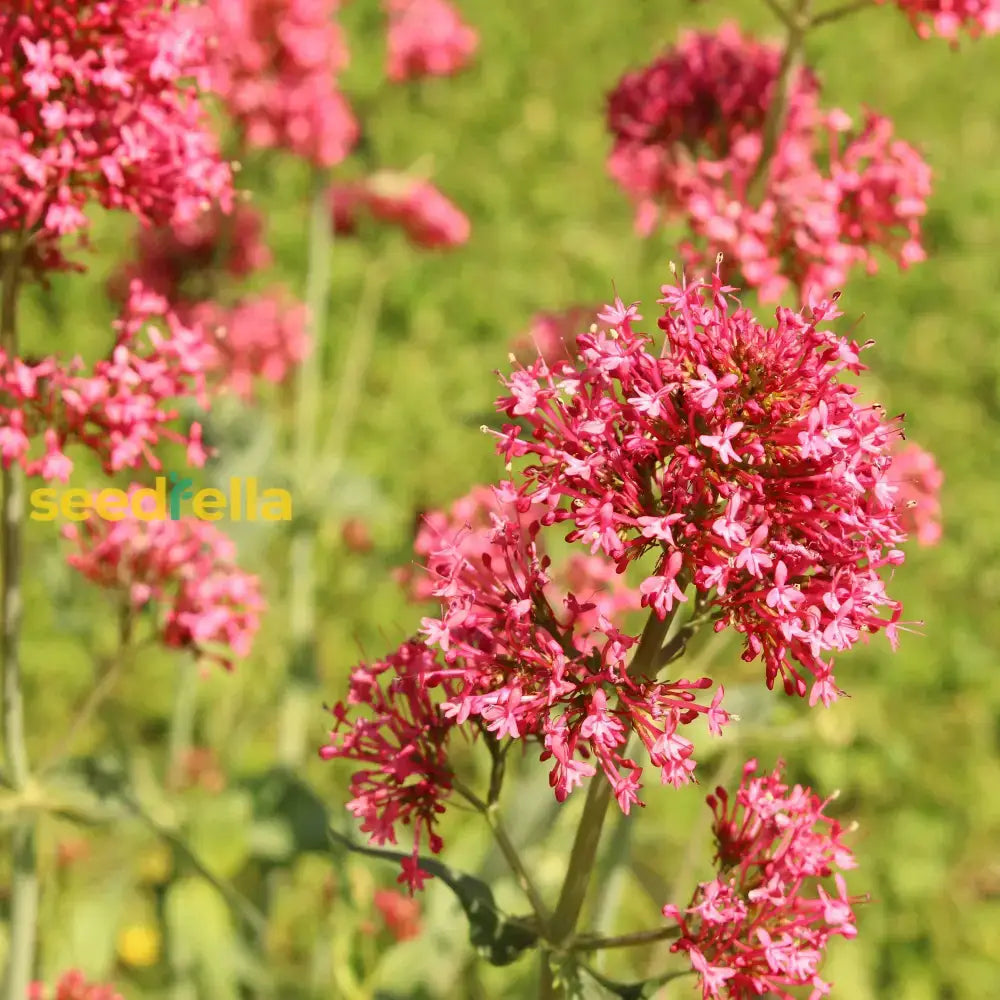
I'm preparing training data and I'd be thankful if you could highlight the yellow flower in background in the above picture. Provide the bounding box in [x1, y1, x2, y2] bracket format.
[117, 924, 161, 967]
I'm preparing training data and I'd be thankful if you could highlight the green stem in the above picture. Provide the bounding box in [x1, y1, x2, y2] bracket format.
[810, 0, 871, 27]
[167, 656, 199, 789]
[540, 589, 689, 998]
[572, 925, 682, 953]
[1, 238, 38, 1000]
[278, 166, 334, 766]
[747, 0, 813, 203]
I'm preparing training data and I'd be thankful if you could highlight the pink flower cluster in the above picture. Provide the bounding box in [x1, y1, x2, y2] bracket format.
[888, 441, 943, 546]
[190, 294, 310, 400]
[494, 272, 909, 709]
[28, 970, 123, 1000]
[330, 172, 471, 249]
[384, 0, 479, 83]
[510, 306, 600, 367]
[63, 486, 262, 668]
[0, 0, 233, 277]
[606, 25, 931, 301]
[664, 759, 862, 1000]
[883, 0, 1000, 40]
[372, 889, 422, 941]
[0, 282, 212, 481]
[202, 0, 358, 166]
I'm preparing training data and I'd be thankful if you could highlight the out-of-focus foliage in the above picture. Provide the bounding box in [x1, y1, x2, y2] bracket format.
[3, 1, 999, 998]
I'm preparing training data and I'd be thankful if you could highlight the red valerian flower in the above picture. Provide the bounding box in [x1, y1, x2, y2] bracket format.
[881, 0, 1000, 40]
[373, 888, 422, 941]
[328, 171, 470, 249]
[510, 306, 601, 367]
[63, 487, 263, 668]
[0, 281, 213, 480]
[605, 25, 930, 302]
[663, 758, 864, 999]
[28, 969, 123, 1000]
[494, 268, 911, 709]
[0, 0, 234, 278]
[887, 440, 943, 546]
[384, 0, 478, 83]
[202, 0, 358, 166]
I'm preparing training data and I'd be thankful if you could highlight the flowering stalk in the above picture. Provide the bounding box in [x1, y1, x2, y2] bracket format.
[1, 239, 38, 1000]
[279, 167, 334, 765]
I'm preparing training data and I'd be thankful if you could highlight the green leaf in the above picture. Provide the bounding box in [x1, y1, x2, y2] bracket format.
[185, 790, 254, 880]
[241, 766, 331, 861]
[328, 827, 539, 966]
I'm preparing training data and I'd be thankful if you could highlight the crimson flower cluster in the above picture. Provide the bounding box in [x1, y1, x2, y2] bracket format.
[63, 487, 262, 668]
[201, 0, 357, 166]
[664, 759, 862, 1000]
[885, 0, 1000, 39]
[0, 0, 233, 277]
[27, 970, 123, 1000]
[0, 282, 211, 480]
[330, 171, 471, 250]
[606, 25, 931, 301]
[494, 271, 909, 709]
[384, 0, 479, 83]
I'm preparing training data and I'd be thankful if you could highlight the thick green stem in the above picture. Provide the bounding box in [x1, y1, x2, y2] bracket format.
[279, 167, 334, 766]
[747, 0, 813, 203]
[2, 241, 38, 1000]
[539, 588, 688, 998]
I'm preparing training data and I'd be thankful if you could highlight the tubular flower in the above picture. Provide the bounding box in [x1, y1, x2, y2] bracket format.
[28, 971, 124, 1000]
[328, 171, 470, 249]
[319, 640, 458, 892]
[63, 486, 262, 668]
[605, 24, 931, 302]
[203, 0, 358, 166]
[887, 440, 943, 546]
[0, 0, 234, 278]
[384, 0, 478, 83]
[663, 758, 864, 1000]
[881, 0, 1000, 39]
[0, 281, 213, 480]
[494, 269, 910, 709]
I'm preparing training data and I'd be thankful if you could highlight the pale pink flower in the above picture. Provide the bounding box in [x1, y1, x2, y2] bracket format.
[385, 0, 478, 83]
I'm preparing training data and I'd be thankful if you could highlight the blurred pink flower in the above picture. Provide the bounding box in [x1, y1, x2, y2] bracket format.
[882, 0, 1000, 40]
[373, 889, 422, 940]
[888, 441, 943, 546]
[385, 0, 478, 83]
[28, 969, 123, 1000]
[510, 306, 601, 366]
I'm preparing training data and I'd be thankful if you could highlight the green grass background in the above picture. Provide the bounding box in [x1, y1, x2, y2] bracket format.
[4, 0, 1000, 997]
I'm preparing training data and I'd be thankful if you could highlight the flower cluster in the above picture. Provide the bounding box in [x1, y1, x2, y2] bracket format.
[329, 171, 471, 249]
[384, 0, 479, 83]
[884, 0, 1000, 40]
[190, 293, 310, 400]
[203, 0, 358, 166]
[319, 640, 457, 890]
[888, 441, 943, 546]
[664, 759, 862, 999]
[27, 970, 123, 1000]
[372, 889, 423, 941]
[606, 25, 931, 301]
[0, 0, 233, 277]
[510, 306, 600, 367]
[63, 488, 262, 667]
[494, 271, 909, 709]
[0, 282, 212, 480]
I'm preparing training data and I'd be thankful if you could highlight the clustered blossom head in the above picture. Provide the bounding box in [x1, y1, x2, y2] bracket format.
[0, 281, 212, 481]
[494, 271, 910, 710]
[384, 0, 479, 83]
[111, 201, 272, 304]
[881, 0, 1000, 40]
[0, 0, 233, 277]
[329, 172, 470, 249]
[28, 970, 123, 1000]
[202, 0, 358, 166]
[888, 441, 943, 546]
[63, 488, 262, 667]
[372, 889, 423, 941]
[663, 759, 862, 999]
[606, 24, 931, 302]
[189, 292, 310, 400]
[510, 306, 600, 367]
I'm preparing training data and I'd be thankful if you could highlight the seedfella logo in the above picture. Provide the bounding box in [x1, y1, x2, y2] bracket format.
[30, 474, 292, 522]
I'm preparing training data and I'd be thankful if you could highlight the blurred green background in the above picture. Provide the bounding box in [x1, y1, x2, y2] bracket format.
[4, 0, 999, 997]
